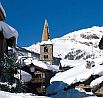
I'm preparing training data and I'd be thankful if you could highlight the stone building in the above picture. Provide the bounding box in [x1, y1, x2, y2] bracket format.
[40, 19, 53, 64]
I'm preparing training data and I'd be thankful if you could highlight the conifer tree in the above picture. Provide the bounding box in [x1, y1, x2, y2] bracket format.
[0, 53, 26, 93]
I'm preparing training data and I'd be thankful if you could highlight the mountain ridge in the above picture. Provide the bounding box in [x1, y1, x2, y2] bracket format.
[25, 26, 103, 60]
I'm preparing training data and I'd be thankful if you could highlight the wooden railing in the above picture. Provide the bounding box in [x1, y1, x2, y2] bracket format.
[31, 78, 45, 83]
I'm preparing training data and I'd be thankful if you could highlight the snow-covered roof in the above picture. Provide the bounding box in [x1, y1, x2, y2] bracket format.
[0, 2, 6, 17]
[60, 59, 86, 67]
[90, 76, 103, 88]
[40, 39, 53, 45]
[0, 21, 18, 43]
[23, 58, 59, 72]
[14, 69, 32, 83]
[51, 57, 103, 86]
[24, 58, 48, 69]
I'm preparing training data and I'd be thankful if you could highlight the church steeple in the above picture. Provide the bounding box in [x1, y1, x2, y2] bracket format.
[42, 19, 50, 41]
[40, 19, 53, 64]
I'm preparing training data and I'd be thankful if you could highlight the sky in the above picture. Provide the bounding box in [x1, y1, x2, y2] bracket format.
[1, 0, 103, 47]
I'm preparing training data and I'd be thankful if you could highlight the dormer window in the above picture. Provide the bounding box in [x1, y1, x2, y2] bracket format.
[44, 46, 48, 53]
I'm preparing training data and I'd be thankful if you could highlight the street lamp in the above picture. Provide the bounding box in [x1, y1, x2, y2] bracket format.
[30, 63, 35, 77]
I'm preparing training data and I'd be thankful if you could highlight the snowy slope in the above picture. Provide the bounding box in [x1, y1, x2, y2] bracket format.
[25, 26, 103, 59]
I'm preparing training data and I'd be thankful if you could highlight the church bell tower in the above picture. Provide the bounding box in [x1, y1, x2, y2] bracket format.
[40, 19, 53, 64]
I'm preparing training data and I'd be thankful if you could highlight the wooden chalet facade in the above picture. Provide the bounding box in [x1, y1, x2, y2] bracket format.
[22, 63, 55, 95]
[30, 63, 47, 94]
[0, 32, 16, 60]
[0, 3, 5, 60]
[0, 3, 17, 61]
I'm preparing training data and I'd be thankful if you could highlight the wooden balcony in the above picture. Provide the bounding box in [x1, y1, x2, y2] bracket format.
[31, 78, 45, 83]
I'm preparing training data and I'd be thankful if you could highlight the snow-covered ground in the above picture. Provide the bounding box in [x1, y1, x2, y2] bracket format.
[0, 91, 49, 98]
[0, 89, 103, 98]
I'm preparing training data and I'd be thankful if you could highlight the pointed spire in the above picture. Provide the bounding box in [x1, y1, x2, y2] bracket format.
[44, 19, 48, 27]
[42, 19, 50, 41]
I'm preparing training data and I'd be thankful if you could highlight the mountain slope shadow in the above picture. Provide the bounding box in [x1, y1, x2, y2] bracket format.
[52, 89, 94, 98]
[46, 81, 94, 98]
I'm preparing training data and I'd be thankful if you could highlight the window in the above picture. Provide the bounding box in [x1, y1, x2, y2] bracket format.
[44, 46, 48, 53]
[44, 55, 48, 59]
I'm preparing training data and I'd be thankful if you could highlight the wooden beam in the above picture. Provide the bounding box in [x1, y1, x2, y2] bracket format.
[31, 78, 45, 83]
[0, 32, 4, 60]
[0, 9, 5, 21]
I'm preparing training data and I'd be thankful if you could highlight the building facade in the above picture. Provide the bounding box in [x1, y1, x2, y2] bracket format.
[0, 3, 18, 60]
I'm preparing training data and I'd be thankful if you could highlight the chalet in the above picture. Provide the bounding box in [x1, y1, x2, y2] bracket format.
[0, 3, 18, 61]
[29, 63, 56, 95]
[19, 58, 58, 95]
